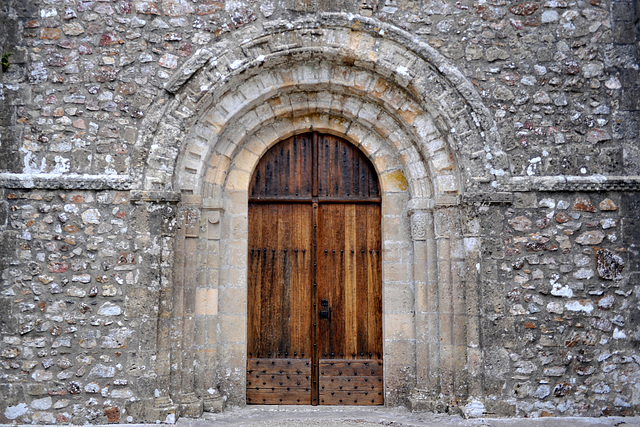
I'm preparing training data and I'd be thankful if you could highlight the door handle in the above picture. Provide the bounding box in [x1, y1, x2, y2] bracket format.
[319, 299, 331, 321]
[319, 307, 332, 321]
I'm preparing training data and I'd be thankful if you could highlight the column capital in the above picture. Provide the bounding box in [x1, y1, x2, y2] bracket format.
[178, 206, 200, 238]
[410, 211, 430, 241]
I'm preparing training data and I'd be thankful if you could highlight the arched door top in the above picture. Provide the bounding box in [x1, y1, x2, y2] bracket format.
[250, 132, 380, 202]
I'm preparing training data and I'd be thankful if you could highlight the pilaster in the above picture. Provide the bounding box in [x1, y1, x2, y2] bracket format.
[171, 195, 204, 418]
[130, 191, 181, 421]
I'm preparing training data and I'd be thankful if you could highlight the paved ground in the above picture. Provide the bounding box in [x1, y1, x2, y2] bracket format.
[173, 406, 640, 427]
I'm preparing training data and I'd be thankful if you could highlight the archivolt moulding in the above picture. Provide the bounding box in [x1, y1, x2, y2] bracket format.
[136, 13, 507, 196]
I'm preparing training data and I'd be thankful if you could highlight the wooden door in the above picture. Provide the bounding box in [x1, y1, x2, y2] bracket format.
[247, 133, 382, 406]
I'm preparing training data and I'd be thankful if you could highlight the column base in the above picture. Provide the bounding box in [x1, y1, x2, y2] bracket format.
[145, 397, 178, 424]
[203, 391, 226, 413]
[407, 389, 456, 414]
[460, 399, 486, 419]
[174, 393, 204, 418]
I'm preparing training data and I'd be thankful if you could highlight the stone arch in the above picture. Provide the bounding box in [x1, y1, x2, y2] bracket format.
[137, 13, 508, 196]
[142, 13, 493, 416]
[189, 81, 438, 199]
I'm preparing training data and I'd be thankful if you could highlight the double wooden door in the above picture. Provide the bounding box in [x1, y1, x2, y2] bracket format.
[247, 133, 383, 405]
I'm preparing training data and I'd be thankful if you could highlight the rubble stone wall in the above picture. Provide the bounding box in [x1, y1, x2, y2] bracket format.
[0, 0, 638, 423]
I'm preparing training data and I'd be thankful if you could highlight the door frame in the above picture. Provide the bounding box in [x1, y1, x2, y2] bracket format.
[222, 128, 418, 407]
[165, 119, 467, 412]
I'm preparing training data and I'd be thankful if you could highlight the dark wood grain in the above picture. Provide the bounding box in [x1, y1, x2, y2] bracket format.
[249, 133, 313, 199]
[247, 133, 383, 406]
[318, 359, 383, 376]
[247, 204, 313, 359]
[317, 134, 379, 199]
[316, 204, 382, 361]
[319, 376, 383, 391]
[247, 358, 312, 372]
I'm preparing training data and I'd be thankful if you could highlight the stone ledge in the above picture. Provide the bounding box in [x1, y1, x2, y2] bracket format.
[501, 176, 640, 192]
[0, 173, 132, 190]
[130, 190, 182, 203]
[463, 192, 513, 204]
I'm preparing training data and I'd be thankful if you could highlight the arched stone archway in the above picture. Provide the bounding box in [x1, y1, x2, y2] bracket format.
[137, 14, 500, 418]
[136, 14, 509, 195]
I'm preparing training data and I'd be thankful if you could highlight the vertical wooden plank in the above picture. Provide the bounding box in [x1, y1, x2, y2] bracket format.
[332, 135, 340, 197]
[316, 203, 328, 358]
[355, 204, 368, 357]
[263, 203, 278, 355]
[344, 204, 357, 359]
[291, 135, 299, 196]
[279, 203, 291, 356]
[340, 139, 349, 196]
[247, 204, 262, 357]
[334, 204, 346, 359]
[319, 134, 329, 197]
[304, 203, 314, 359]
[299, 133, 312, 197]
[311, 201, 319, 405]
[367, 204, 383, 358]
[290, 203, 313, 358]
[290, 205, 301, 357]
[317, 203, 332, 358]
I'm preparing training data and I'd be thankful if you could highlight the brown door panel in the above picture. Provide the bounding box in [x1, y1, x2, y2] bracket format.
[316, 203, 382, 361]
[247, 203, 313, 359]
[247, 133, 383, 406]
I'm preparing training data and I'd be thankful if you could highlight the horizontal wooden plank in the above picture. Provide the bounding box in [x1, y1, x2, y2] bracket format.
[247, 373, 311, 388]
[248, 386, 312, 392]
[248, 197, 381, 203]
[247, 389, 312, 405]
[247, 358, 311, 374]
[318, 359, 382, 376]
[319, 375, 382, 392]
[319, 390, 384, 405]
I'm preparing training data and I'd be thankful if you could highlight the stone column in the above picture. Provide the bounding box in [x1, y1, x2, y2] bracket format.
[435, 210, 453, 402]
[434, 205, 468, 410]
[408, 206, 443, 411]
[130, 191, 180, 423]
[195, 198, 225, 412]
[449, 209, 468, 401]
[409, 201, 468, 413]
[171, 196, 204, 417]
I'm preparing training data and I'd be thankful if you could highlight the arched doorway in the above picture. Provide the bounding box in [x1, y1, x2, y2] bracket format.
[148, 17, 488, 411]
[246, 132, 383, 405]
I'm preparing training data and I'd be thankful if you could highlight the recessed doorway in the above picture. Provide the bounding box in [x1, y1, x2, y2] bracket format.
[246, 132, 383, 406]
